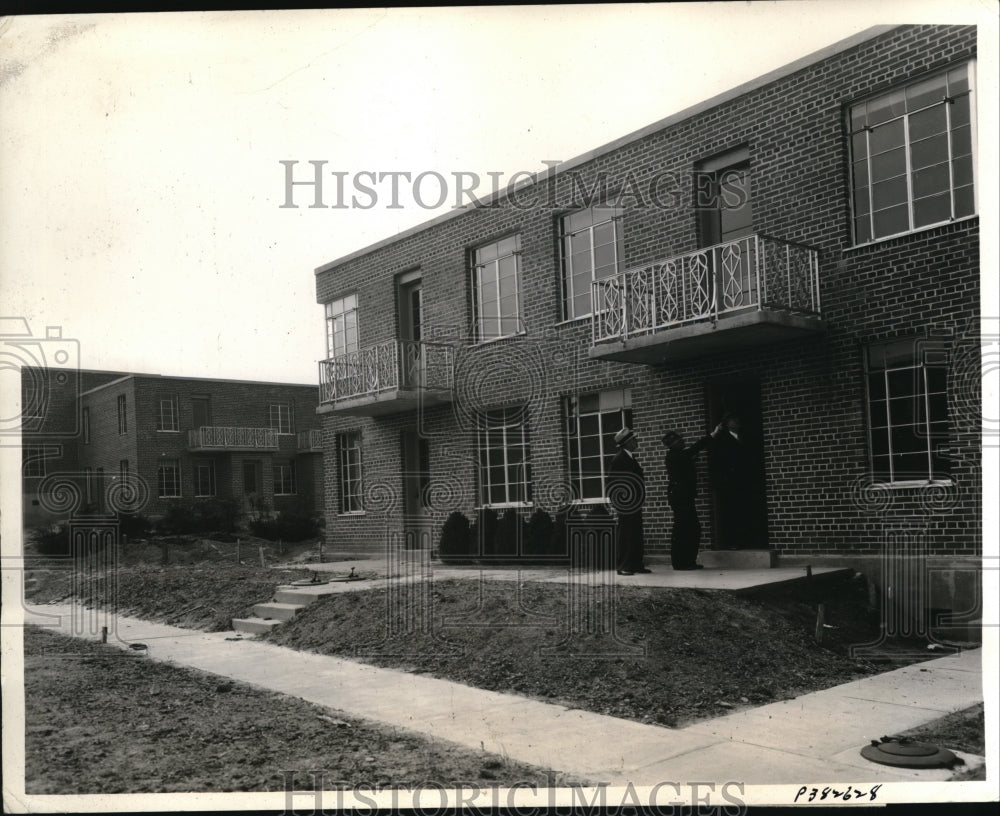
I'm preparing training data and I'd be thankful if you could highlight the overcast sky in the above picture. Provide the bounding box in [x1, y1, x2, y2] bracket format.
[1, 3, 996, 386]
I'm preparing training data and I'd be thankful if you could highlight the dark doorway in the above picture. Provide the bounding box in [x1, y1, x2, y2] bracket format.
[401, 429, 432, 549]
[705, 377, 768, 549]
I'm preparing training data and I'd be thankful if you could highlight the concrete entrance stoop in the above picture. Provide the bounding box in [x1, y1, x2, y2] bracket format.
[698, 549, 776, 569]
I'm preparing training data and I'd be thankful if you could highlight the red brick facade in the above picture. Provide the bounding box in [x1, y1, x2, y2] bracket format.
[314, 26, 980, 599]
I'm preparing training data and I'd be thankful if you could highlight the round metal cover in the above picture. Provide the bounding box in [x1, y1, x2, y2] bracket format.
[860, 737, 958, 768]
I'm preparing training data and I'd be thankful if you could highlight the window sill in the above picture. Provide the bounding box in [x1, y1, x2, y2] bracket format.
[871, 479, 954, 490]
[274, 493, 297, 497]
[472, 330, 527, 347]
[337, 511, 366, 517]
[156, 430, 180, 433]
[553, 315, 592, 328]
[844, 215, 978, 254]
[476, 502, 534, 510]
[158, 495, 183, 500]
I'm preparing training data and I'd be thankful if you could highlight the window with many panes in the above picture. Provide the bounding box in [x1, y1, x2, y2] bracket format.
[476, 406, 532, 506]
[157, 396, 179, 431]
[82, 408, 90, 444]
[566, 389, 633, 501]
[275, 461, 297, 495]
[560, 206, 623, 320]
[117, 394, 127, 435]
[23, 447, 49, 478]
[119, 459, 129, 485]
[158, 459, 181, 497]
[849, 62, 976, 244]
[269, 403, 294, 435]
[338, 432, 363, 513]
[194, 459, 216, 497]
[473, 235, 522, 341]
[865, 338, 950, 484]
[325, 294, 359, 359]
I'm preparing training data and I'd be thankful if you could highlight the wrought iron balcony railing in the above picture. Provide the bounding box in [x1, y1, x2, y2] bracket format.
[187, 426, 278, 450]
[297, 429, 323, 452]
[319, 339, 455, 406]
[591, 234, 820, 344]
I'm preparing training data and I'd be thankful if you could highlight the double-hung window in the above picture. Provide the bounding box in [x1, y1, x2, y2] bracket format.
[158, 459, 181, 498]
[325, 294, 359, 359]
[117, 394, 127, 435]
[566, 389, 633, 501]
[473, 235, 522, 342]
[338, 432, 363, 513]
[849, 62, 976, 244]
[476, 406, 532, 506]
[269, 403, 294, 435]
[560, 206, 623, 320]
[275, 461, 297, 495]
[157, 396, 179, 432]
[865, 338, 950, 484]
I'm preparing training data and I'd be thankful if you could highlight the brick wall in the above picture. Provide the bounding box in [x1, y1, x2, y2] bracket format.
[313, 25, 981, 567]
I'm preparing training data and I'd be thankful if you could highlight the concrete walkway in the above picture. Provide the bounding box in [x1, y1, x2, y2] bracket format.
[25, 602, 984, 787]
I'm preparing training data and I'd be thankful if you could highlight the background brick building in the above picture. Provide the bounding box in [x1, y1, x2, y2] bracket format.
[313, 25, 980, 613]
[22, 370, 324, 525]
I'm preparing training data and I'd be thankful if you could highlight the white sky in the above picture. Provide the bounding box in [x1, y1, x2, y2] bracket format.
[1, 2, 997, 385]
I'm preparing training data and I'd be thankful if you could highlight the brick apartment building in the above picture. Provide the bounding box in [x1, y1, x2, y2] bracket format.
[311, 26, 981, 611]
[22, 368, 324, 525]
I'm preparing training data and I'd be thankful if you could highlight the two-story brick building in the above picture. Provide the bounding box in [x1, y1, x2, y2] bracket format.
[22, 369, 324, 524]
[312, 26, 981, 613]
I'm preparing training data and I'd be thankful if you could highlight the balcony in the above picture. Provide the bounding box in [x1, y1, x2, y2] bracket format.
[318, 339, 454, 416]
[297, 429, 323, 452]
[590, 234, 825, 364]
[187, 426, 278, 451]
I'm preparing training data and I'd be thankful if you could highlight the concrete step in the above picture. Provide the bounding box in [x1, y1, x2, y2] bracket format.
[700, 549, 776, 569]
[274, 588, 339, 605]
[252, 602, 304, 621]
[232, 617, 285, 635]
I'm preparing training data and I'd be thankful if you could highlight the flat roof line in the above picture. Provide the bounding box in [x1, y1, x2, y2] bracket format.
[75, 369, 318, 396]
[314, 24, 895, 277]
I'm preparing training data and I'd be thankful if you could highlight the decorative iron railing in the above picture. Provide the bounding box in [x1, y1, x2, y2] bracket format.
[297, 429, 323, 451]
[319, 340, 455, 406]
[592, 234, 820, 344]
[188, 426, 278, 449]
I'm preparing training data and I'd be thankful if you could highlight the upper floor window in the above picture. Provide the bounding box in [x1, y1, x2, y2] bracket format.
[116, 394, 127, 435]
[325, 294, 359, 359]
[565, 388, 632, 501]
[865, 337, 950, 484]
[269, 403, 294, 435]
[560, 206, 623, 320]
[476, 406, 532, 506]
[23, 446, 50, 478]
[157, 396, 179, 432]
[473, 235, 522, 342]
[849, 62, 976, 244]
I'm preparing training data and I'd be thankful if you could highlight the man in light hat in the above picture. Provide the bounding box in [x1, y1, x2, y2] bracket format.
[607, 427, 650, 575]
[662, 423, 723, 570]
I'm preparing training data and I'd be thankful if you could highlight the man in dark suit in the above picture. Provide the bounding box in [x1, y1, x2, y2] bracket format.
[709, 412, 751, 549]
[607, 427, 650, 575]
[663, 423, 722, 570]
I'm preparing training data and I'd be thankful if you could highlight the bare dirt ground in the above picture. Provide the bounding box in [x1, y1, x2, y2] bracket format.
[22, 626, 584, 794]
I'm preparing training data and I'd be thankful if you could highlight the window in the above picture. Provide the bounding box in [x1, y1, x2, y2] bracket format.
[84, 467, 93, 504]
[23, 447, 49, 478]
[865, 338, 950, 484]
[119, 459, 129, 484]
[82, 408, 90, 444]
[566, 389, 633, 501]
[476, 406, 532, 506]
[269, 404, 294, 435]
[117, 394, 127, 435]
[158, 459, 181, 498]
[325, 294, 359, 358]
[194, 459, 216, 497]
[849, 62, 976, 244]
[157, 396, 179, 432]
[338, 432, 363, 513]
[560, 205, 623, 320]
[275, 461, 297, 496]
[473, 235, 522, 341]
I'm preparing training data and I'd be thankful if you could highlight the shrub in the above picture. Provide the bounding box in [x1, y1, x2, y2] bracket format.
[470, 507, 498, 557]
[250, 511, 320, 542]
[117, 512, 152, 538]
[438, 511, 473, 559]
[196, 498, 240, 534]
[524, 509, 555, 556]
[493, 510, 520, 556]
[159, 502, 200, 534]
[30, 524, 71, 557]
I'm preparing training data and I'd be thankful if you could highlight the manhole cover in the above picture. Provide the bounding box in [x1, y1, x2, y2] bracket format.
[860, 737, 959, 768]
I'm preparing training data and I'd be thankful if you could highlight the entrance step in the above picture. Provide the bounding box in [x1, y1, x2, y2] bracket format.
[701, 549, 776, 569]
[274, 588, 338, 605]
[232, 617, 285, 635]
[251, 602, 304, 621]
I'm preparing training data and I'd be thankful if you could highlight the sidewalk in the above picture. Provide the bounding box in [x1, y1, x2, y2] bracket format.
[24, 602, 984, 786]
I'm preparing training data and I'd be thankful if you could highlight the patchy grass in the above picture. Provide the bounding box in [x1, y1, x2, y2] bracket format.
[23, 626, 584, 794]
[893, 704, 986, 781]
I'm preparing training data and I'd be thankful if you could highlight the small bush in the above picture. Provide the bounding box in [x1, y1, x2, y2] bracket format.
[30, 524, 71, 557]
[493, 510, 520, 556]
[524, 509, 555, 556]
[117, 512, 152, 538]
[438, 511, 473, 559]
[470, 507, 498, 557]
[250, 511, 320, 543]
